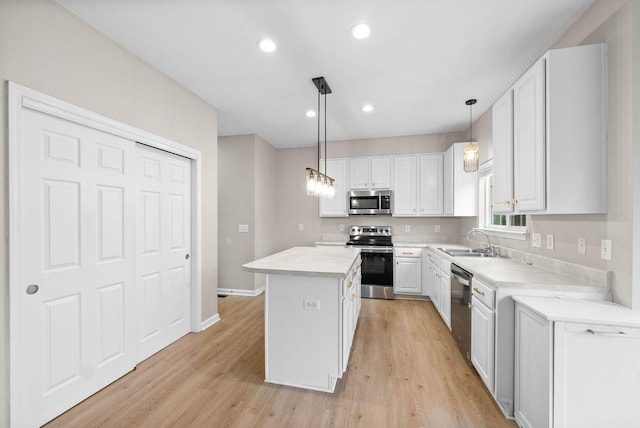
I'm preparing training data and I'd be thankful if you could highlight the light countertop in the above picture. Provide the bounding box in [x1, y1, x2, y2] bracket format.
[513, 296, 640, 327]
[243, 246, 360, 278]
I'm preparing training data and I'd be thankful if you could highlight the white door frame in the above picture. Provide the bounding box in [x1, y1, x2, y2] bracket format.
[8, 81, 203, 427]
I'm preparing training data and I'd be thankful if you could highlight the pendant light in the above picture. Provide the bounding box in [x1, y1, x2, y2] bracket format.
[463, 98, 479, 173]
[306, 76, 335, 198]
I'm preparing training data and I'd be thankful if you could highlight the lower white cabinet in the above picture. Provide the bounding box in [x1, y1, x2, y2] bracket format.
[471, 294, 495, 392]
[514, 296, 640, 428]
[393, 247, 422, 294]
[438, 269, 451, 329]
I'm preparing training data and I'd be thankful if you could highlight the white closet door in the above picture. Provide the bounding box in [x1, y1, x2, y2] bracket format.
[136, 144, 192, 362]
[18, 109, 137, 427]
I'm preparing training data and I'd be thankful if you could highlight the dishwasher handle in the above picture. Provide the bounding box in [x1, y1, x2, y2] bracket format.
[451, 272, 471, 287]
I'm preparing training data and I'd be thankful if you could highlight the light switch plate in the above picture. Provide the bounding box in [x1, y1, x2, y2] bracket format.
[532, 233, 541, 248]
[546, 234, 555, 250]
[601, 239, 612, 260]
[238, 224, 249, 233]
[298, 223, 304, 231]
[435, 225, 441, 233]
[405, 225, 411, 233]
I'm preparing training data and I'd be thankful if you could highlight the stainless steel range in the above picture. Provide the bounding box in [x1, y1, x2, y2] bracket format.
[346, 226, 394, 299]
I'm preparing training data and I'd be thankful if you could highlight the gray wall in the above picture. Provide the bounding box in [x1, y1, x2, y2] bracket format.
[0, 0, 219, 423]
[218, 135, 278, 292]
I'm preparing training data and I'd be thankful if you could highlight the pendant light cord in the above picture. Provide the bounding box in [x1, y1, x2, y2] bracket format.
[324, 89, 327, 177]
[317, 89, 320, 171]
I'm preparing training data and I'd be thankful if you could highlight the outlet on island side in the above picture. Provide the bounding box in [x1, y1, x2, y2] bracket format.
[303, 299, 320, 311]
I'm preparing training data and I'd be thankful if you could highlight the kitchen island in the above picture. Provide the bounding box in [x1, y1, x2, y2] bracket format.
[243, 246, 361, 393]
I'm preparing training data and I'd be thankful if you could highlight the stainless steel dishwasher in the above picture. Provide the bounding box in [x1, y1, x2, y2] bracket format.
[450, 263, 472, 364]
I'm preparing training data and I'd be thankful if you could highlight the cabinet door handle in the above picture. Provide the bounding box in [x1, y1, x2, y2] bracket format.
[503, 199, 510, 206]
[348, 280, 353, 288]
[473, 287, 485, 296]
[586, 329, 629, 337]
[372, 182, 375, 187]
[512, 198, 518, 205]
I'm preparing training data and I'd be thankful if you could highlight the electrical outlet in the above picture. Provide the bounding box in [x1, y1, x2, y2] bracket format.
[546, 234, 555, 250]
[601, 239, 612, 260]
[532, 233, 541, 248]
[435, 225, 441, 233]
[339, 224, 344, 232]
[405, 225, 411, 233]
[303, 299, 320, 311]
[578, 238, 586, 255]
[298, 223, 304, 231]
[238, 224, 249, 233]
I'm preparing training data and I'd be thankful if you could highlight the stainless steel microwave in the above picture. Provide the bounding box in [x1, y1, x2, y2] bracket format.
[348, 190, 392, 215]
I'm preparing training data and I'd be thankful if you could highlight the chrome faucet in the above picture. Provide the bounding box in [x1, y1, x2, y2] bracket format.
[466, 229, 492, 252]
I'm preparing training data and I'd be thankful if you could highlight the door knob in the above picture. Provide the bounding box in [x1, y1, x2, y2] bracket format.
[185, 254, 190, 260]
[26, 284, 39, 295]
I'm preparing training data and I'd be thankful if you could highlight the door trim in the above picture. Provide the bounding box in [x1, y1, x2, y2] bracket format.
[8, 81, 203, 427]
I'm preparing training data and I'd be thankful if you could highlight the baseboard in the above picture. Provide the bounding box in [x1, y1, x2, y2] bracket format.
[200, 313, 221, 331]
[217, 287, 265, 297]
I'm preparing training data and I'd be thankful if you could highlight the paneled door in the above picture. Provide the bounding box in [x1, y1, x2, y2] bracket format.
[17, 109, 137, 427]
[135, 144, 192, 362]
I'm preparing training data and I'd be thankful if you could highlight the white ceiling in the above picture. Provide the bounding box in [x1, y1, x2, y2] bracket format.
[54, 0, 595, 149]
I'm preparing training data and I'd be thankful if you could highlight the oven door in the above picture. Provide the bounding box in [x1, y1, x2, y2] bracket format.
[359, 248, 393, 286]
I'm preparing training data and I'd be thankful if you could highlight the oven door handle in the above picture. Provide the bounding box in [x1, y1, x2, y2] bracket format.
[355, 247, 393, 254]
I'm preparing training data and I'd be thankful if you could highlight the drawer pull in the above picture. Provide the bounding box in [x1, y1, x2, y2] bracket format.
[348, 280, 353, 288]
[402, 251, 413, 255]
[587, 329, 629, 337]
[473, 287, 485, 296]
[503, 199, 510, 206]
[512, 198, 518, 205]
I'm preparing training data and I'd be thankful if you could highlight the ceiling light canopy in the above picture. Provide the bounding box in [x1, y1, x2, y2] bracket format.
[350, 23, 371, 40]
[362, 104, 374, 112]
[305, 110, 316, 118]
[257, 38, 277, 53]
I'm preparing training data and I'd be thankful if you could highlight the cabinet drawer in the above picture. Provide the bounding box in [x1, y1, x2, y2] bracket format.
[394, 247, 421, 258]
[472, 278, 495, 309]
[439, 257, 450, 273]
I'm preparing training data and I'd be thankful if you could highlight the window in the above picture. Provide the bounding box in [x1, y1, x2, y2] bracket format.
[477, 160, 527, 239]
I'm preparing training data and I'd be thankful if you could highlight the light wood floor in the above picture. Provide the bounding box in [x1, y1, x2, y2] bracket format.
[46, 295, 515, 427]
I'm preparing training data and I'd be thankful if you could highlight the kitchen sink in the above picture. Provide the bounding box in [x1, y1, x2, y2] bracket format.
[437, 247, 506, 258]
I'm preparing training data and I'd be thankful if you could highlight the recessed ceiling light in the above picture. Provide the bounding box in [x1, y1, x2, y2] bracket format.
[362, 104, 374, 112]
[351, 23, 371, 40]
[305, 110, 316, 118]
[257, 38, 277, 53]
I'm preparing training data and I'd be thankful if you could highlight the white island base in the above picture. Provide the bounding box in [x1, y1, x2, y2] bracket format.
[243, 247, 362, 393]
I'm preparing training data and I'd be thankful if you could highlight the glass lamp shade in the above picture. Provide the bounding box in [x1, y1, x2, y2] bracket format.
[463, 142, 479, 172]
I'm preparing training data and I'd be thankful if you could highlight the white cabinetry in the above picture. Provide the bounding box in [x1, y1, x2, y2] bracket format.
[349, 156, 391, 190]
[319, 158, 349, 217]
[393, 154, 443, 217]
[492, 43, 607, 214]
[514, 296, 640, 428]
[470, 278, 495, 393]
[393, 247, 422, 295]
[392, 155, 418, 216]
[443, 143, 477, 217]
[418, 153, 444, 215]
[426, 249, 451, 329]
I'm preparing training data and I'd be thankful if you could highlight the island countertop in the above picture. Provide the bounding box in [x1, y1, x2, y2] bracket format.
[243, 246, 361, 278]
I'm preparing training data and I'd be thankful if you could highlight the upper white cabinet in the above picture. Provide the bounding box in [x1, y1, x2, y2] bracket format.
[393, 154, 444, 217]
[349, 156, 392, 190]
[443, 142, 478, 217]
[492, 43, 607, 214]
[419, 153, 444, 215]
[319, 158, 349, 217]
[393, 155, 418, 216]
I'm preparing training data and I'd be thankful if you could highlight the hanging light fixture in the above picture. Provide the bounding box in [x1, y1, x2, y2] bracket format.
[306, 76, 335, 198]
[463, 98, 479, 173]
